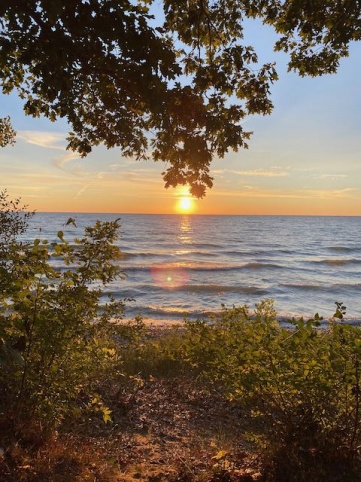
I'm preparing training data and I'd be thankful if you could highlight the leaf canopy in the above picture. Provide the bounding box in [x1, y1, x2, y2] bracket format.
[1, 0, 359, 196]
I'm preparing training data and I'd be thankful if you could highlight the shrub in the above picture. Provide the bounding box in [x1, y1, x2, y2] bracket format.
[178, 300, 361, 479]
[0, 191, 129, 430]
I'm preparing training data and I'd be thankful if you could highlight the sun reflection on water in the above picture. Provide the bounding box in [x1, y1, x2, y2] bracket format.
[150, 216, 193, 290]
[178, 215, 193, 244]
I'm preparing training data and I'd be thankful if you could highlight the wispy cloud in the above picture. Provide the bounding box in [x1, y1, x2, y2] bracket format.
[6, 185, 47, 192]
[75, 184, 92, 198]
[18, 131, 66, 150]
[232, 168, 289, 177]
[318, 173, 348, 180]
[213, 187, 360, 200]
[122, 169, 161, 185]
[71, 163, 163, 198]
[21, 193, 49, 199]
[17, 130, 87, 177]
[52, 151, 81, 170]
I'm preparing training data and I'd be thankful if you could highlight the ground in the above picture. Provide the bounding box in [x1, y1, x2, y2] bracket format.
[0, 325, 261, 482]
[106, 378, 259, 481]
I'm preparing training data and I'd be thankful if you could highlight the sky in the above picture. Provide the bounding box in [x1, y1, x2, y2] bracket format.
[1, 19, 361, 215]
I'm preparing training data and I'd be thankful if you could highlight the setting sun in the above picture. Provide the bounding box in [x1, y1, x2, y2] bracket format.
[176, 196, 195, 213]
[175, 186, 196, 214]
[180, 197, 192, 211]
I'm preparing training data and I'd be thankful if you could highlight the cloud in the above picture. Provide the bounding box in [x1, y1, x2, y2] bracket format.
[20, 193, 49, 199]
[318, 173, 348, 180]
[6, 185, 47, 192]
[72, 164, 162, 197]
[17, 130, 87, 177]
[52, 151, 81, 169]
[232, 168, 289, 177]
[75, 184, 92, 198]
[51, 151, 88, 177]
[312, 187, 358, 200]
[122, 169, 161, 185]
[18, 131, 66, 150]
[213, 187, 360, 200]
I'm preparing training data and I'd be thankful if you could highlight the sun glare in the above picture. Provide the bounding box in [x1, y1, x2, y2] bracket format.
[174, 186, 196, 214]
[180, 197, 192, 211]
[177, 196, 194, 214]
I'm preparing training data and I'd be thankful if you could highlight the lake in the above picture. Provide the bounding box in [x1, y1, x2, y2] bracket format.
[26, 213, 361, 325]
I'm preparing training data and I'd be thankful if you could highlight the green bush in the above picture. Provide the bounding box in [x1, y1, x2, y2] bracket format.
[121, 325, 189, 379]
[0, 191, 130, 429]
[177, 300, 361, 479]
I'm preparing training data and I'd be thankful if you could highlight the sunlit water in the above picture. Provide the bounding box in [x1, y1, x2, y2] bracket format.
[25, 213, 361, 325]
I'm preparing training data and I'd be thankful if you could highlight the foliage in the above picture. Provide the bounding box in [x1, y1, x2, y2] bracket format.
[0, 189, 33, 243]
[0, 116, 16, 147]
[0, 193, 131, 429]
[245, 0, 361, 76]
[120, 326, 188, 379]
[1, 1, 359, 196]
[159, 301, 361, 478]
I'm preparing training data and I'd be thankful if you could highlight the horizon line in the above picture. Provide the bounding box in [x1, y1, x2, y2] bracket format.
[33, 211, 361, 217]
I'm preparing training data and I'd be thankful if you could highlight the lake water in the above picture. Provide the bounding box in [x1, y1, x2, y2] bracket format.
[26, 213, 361, 325]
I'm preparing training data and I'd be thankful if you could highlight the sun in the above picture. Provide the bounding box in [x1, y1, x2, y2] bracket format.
[176, 196, 195, 214]
[174, 186, 196, 214]
[180, 197, 192, 211]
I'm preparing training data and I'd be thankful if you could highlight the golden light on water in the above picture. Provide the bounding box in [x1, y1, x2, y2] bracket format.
[151, 216, 193, 290]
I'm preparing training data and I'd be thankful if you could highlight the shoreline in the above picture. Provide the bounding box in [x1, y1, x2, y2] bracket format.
[122, 314, 361, 330]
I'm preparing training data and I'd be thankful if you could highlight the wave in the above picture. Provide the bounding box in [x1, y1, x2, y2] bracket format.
[334, 283, 361, 291]
[222, 250, 269, 257]
[123, 263, 239, 273]
[327, 246, 355, 253]
[123, 261, 285, 273]
[312, 258, 361, 266]
[280, 281, 361, 294]
[173, 250, 218, 258]
[153, 284, 269, 295]
[124, 304, 212, 321]
[280, 283, 327, 292]
[243, 262, 283, 270]
[119, 251, 165, 260]
[119, 252, 137, 260]
[189, 243, 223, 249]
